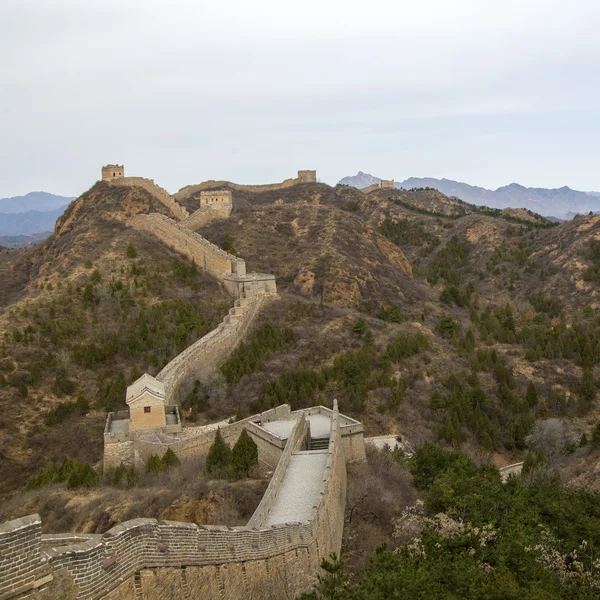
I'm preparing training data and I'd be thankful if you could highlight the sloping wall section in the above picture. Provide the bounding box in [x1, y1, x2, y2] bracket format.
[1, 405, 348, 600]
[109, 177, 189, 221]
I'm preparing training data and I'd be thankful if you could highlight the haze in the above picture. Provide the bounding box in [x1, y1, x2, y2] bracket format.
[1, 0, 599, 197]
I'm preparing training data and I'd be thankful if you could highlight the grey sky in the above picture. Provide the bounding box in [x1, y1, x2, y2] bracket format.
[1, 0, 600, 197]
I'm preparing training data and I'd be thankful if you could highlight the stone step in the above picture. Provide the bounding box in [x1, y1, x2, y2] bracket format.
[310, 437, 330, 450]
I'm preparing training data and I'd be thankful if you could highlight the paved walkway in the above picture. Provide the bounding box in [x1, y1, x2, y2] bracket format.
[265, 451, 329, 526]
[262, 414, 332, 440]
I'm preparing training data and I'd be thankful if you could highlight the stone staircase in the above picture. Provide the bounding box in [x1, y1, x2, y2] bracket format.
[310, 437, 330, 450]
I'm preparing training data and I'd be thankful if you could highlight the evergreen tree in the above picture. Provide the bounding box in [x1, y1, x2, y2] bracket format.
[591, 422, 600, 449]
[206, 429, 232, 475]
[525, 381, 539, 408]
[231, 429, 259, 476]
[352, 317, 367, 334]
[161, 448, 179, 469]
[146, 454, 162, 474]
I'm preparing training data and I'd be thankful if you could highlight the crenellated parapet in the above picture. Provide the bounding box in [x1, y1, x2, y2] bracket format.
[2, 403, 358, 600]
[175, 169, 318, 202]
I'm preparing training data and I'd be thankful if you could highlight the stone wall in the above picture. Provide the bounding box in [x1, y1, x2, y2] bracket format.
[109, 177, 189, 221]
[199, 190, 233, 207]
[297, 170, 317, 183]
[157, 293, 265, 402]
[247, 416, 310, 528]
[129, 213, 244, 282]
[361, 180, 395, 194]
[174, 170, 317, 202]
[180, 205, 232, 231]
[2, 407, 347, 600]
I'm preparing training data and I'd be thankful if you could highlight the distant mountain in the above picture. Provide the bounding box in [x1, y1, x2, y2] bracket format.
[0, 232, 52, 249]
[338, 171, 382, 189]
[338, 173, 600, 219]
[0, 206, 69, 236]
[0, 191, 74, 214]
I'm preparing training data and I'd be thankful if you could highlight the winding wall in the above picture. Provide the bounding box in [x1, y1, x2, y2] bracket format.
[129, 213, 246, 280]
[1, 406, 347, 600]
[109, 177, 189, 221]
[175, 173, 315, 202]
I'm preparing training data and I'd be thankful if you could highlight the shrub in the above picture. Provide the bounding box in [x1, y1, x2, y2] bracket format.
[591, 422, 600, 449]
[435, 315, 461, 338]
[377, 305, 403, 323]
[126, 243, 138, 258]
[352, 318, 367, 334]
[26, 459, 98, 491]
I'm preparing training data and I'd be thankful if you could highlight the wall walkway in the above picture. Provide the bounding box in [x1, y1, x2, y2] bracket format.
[1, 405, 348, 600]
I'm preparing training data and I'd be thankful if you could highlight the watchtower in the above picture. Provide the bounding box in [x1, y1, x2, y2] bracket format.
[298, 170, 317, 183]
[380, 180, 395, 189]
[102, 164, 125, 180]
[200, 189, 233, 208]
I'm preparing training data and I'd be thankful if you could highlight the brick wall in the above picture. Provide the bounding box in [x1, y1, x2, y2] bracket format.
[109, 178, 189, 221]
[3, 404, 349, 600]
[180, 205, 232, 230]
[174, 171, 317, 202]
[129, 213, 240, 281]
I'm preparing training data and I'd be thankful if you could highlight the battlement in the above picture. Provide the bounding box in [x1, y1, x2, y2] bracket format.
[101, 164, 124, 180]
[175, 169, 318, 201]
[3, 403, 356, 600]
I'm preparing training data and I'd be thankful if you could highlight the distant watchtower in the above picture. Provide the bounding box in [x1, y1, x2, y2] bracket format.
[298, 170, 317, 183]
[380, 180, 395, 189]
[102, 164, 125, 181]
[200, 189, 233, 208]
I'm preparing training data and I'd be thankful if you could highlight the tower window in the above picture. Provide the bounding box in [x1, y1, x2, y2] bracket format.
[144, 406, 151, 413]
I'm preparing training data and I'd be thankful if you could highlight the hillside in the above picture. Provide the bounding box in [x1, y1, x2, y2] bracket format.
[1, 176, 600, 578]
[339, 172, 600, 219]
[0, 181, 230, 497]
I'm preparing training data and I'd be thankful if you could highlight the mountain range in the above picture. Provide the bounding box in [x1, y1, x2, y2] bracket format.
[0, 191, 73, 245]
[338, 172, 600, 219]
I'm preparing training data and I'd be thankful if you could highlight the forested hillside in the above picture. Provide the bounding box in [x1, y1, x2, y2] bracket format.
[1, 179, 600, 596]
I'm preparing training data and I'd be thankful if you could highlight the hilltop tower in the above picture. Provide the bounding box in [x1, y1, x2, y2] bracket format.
[380, 179, 395, 189]
[101, 164, 125, 180]
[297, 170, 317, 183]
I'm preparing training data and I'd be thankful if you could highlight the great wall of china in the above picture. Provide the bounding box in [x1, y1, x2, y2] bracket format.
[0, 166, 366, 600]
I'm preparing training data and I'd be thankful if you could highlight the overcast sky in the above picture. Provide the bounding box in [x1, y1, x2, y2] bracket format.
[1, 0, 600, 197]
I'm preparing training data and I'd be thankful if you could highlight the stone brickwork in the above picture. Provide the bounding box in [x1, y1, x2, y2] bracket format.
[180, 205, 232, 230]
[200, 190, 233, 208]
[174, 169, 318, 202]
[108, 177, 189, 221]
[1, 404, 351, 600]
[129, 213, 245, 281]
[361, 179, 396, 194]
[297, 170, 317, 183]
[101, 165, 124, 180]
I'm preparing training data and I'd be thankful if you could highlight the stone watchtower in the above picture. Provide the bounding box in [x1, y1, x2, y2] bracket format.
[380, 180, 395, 189]
[199, 189, 233, 208]
[297, 170, 317, 183]
[102, 164, 125, 181]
